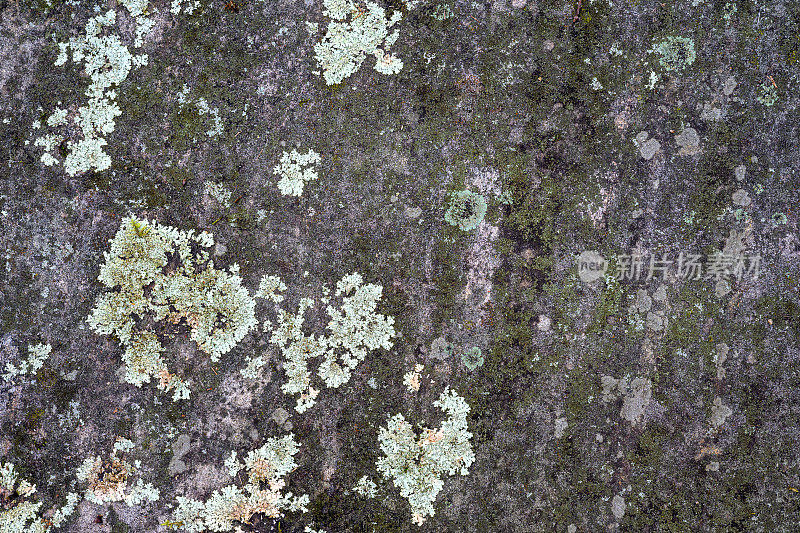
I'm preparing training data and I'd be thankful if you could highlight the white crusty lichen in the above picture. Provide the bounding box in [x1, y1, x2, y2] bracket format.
[601, 374, 652, 426]
[177, 85, 224, 138]
[318, 273, 396, 388]
[403, 364, 423, 393]
[0, 461, 42, 532]
[36, 3, 152, 176]
[273, 149, 321, 197]
[87, 216, 257, 400]
[2, 343, 52, 383]
[650, 35, 696, 72]
[267, 272, 395, 412]
[353, 475, 377, 498]
[314, 0, 404, 85]
[269, 298, 324, 412]
[239, 354, 267, 379]
[376, 388, 475, 526]
[205, 182, 232, 208]
[170, 0, 200, 15]
[50, 492, 81, 529]
[172, 434, 308, 532]
[255, 274, 287, 303]
[118, 0, 155, 47]
[239, 274, 288, 379]
[76, 437, 160, 506]
[0, 461, 80, 532]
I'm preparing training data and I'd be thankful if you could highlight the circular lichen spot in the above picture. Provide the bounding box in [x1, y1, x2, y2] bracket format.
[652, 36, 696, 72]
[461, 347, 484, 371]
[430, 336, 454, 360]
[444, 190, 487, 231]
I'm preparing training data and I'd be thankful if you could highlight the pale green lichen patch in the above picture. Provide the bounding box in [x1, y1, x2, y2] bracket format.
[353, 475, 377, 498]
[376, 388, 475, 525]
[76, 436, 160, 506]
[254, 274, 287, 303]
[172, 434, 308, 532]
[35, 5, 152, 176]
[273, 148, 321, 197]
[756, 81, 778, 106]
[0, 461, 79, 532]
[87, 216, 256, 400]
[651, 35, 696, 72]
[444, 190, 487, 231]
[264, 272, 396, 412]
[2, 343, 51, 383]
[314, 0, 405, 85]
[177, 84, 225, 139]
[460, 346, 484, 371]
[1, 461, 42, 532]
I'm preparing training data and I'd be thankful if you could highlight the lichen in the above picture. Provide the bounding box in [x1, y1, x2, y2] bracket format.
[376, 388, 475, 525]
[34, 5, 153, 175]
[314, 0, 405, 85]
[444, 190, 487, 231]
[756, 81, 778, 106]
[172, 434, 308, 532]
[2, 343, 52, 383]
[273, 148, 321, 197]
[87, 216, 257, 400]
[76, 437, 160, 506]
[268, 272, 396, 412]
[651, 36, 696, 72]
[460, 347, 484, 371]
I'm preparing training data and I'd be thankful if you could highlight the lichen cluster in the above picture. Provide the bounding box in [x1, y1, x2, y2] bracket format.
[1, 343, 51, 383]
[76, 437, 160, 506]
[314, 0, 405, 85]
[273, 148, 322, 197]
[444, 190, 487, 231]
[173, 434, 308, 532]
[651, 35, 696, 72]
[376, 388, 475, 525]
[268, 272, 396, 412]
[88, 216, 257, 400]
[35, 4, 152, 175]
[460, 346, 483, 371]
[0, 461, 79, 533]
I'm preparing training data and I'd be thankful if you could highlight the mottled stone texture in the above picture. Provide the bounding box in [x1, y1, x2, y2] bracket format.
[1, 0, 800, 531]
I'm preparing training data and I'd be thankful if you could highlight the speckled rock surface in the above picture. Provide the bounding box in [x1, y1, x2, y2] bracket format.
[1, 0, 800, 531]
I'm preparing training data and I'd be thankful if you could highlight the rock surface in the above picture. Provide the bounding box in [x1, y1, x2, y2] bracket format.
[1, 0, 799, 531]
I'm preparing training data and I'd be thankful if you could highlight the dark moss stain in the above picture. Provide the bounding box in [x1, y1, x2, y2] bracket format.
[50, 379, 79, 410]
[308, 488, 405, 533]
[682, 152, 736, 237]
[33, 366, 59, 388]
[108, 506, 130, 533]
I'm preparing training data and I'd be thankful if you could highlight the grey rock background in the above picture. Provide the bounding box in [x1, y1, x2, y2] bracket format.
[1, 0, 800, 531]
